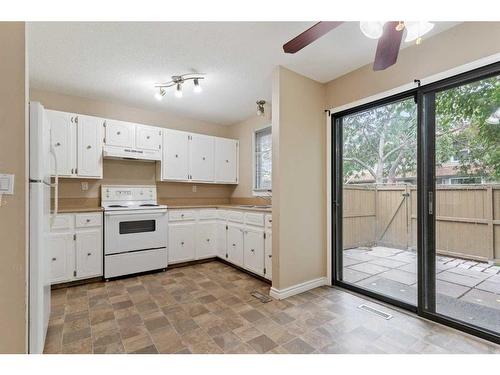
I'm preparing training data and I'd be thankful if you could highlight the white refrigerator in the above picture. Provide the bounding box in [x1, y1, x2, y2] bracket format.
[29, 101, 53, 354]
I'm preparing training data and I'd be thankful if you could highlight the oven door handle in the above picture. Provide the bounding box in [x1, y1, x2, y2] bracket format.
[104, 209, 167, 216]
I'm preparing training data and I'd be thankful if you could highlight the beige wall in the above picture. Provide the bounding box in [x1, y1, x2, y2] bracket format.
[0, 22, 27, 353]
[30, 89, 236, 201]
[272, 67, 326, 290]
[326, 22, 500, 109]
[227, 104, 271, 198]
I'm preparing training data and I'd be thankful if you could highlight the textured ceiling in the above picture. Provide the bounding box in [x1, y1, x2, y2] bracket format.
[28, 22, 459, 125]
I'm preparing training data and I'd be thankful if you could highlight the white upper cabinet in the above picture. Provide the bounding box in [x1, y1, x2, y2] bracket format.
[214, 137, 238, 183]
[104, 119, 135, 148]
[136, 125, 162, 151]
[77, 115, 103, 178]
[47, 110, 76, 177]
[162, 129, 190, 181]
[189, 133, 214, 182]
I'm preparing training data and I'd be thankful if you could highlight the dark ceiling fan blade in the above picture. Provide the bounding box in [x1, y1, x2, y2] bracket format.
[283, 21, 344, 54]
[373, 21, 404, 71]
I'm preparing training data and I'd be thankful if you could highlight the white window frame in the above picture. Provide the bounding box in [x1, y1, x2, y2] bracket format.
[252, 125, 272, 196]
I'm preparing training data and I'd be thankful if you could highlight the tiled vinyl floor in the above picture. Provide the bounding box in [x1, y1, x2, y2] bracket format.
[44, 261, 500, 354]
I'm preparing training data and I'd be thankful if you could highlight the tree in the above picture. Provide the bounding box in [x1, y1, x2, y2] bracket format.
[343, 75, 500, 184]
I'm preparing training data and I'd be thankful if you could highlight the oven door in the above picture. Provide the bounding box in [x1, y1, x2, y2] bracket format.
[104, 209, 167, 255]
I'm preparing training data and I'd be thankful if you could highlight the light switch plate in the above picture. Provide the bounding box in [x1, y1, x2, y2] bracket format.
[192, 185, 197, 193]
[0, 174, 14, 195]
[81, 182, 89, 191]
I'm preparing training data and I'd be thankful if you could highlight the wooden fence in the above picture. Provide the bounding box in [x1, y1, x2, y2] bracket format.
[343, 184, 500, 262]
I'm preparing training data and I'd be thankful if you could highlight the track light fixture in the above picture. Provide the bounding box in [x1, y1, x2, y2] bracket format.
[154, 73, 205, 100]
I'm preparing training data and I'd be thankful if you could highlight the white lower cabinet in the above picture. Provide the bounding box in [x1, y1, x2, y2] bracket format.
[167, 208, 272, 280]
[48, 232, 75, 284]
[264, 230, 272, 280]
[49, 212, 103, 284]
[243, 227, 265, 276]
[168, 222, 196, 264]
[196, 221, 217, 259]
[227, 224, 244, 267]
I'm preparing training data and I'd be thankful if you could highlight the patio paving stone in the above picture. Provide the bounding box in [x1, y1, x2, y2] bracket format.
[348, 262, 390, 276]
[437, 270, 484, 288]
[368, 258, 408, 269]
[343, 256, 366, 267]
[459, 289, 500, 310]
[356, 277, 417, 305]
[378, 269, 417, 286]
[342, 268, 372, 284]
[436, 281, 470, 299]
[474, 280, 500, 295]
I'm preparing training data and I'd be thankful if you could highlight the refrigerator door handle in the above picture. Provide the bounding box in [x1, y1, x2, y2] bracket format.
[49, 129, 59, 222]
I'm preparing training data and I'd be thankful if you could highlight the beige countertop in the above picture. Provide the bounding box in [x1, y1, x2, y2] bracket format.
[168, 204, 272, 213]
[55, 206, 103, 213]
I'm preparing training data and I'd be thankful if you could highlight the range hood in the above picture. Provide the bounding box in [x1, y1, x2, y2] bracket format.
[103, 145, 161, 162]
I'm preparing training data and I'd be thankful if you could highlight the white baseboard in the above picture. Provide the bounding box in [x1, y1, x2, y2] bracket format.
[269, 277, 328, 300]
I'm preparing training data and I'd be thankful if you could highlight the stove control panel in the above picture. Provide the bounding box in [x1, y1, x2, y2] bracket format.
[101, 185, 157, 203]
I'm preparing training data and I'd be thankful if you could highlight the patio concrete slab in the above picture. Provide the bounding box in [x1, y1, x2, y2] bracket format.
[356, 277, 417, 305]
[437, 294, 500, 333]
[446, 266, 492, 281]
[344, 252, 378, 263]
[458, 289, 500, 311]
[378, 269, 417, 285]
[369, 257, 408, 269]
[474, 280, 500, 295]
[436, 280, 470, 299]
[390, 252, 417, 263]
[342, 268, 372, 284]
[397, 262, 417, 273]
[343, 256, 366, 267]
[437, 270, 484, 287]
[366, 246, 403, 258]
[348, 262, 390, 276]
[436, 261, 460, 272]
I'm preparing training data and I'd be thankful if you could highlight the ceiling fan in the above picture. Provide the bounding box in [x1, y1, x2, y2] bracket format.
[283, 21, 434, 71]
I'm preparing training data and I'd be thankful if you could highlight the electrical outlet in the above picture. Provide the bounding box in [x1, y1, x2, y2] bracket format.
[192, 185, 197, 193]
[81, 182, 89, 191]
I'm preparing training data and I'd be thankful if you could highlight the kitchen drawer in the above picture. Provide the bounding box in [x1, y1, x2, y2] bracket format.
[105, 248, 167, 279]
[217, 209, 228, 220]
[75, 213, 102, 228]
[265, 214, 272, 230]
[169, 209, 196, 221]
[51, 214, 74, 231]
[244, 212, 264, 227]
[227, 210, 244, 223]
[198, 209, 217, 220]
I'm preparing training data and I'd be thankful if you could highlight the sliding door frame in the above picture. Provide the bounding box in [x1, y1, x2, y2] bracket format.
[331, 61, 500, 345]
[332, 88, 419, 314]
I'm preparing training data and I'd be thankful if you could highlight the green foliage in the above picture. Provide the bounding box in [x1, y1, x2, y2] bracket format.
[343, 74, 500, 183]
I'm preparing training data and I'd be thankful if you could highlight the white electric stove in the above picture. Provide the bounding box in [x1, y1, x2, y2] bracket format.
[102, 185, 168, 279]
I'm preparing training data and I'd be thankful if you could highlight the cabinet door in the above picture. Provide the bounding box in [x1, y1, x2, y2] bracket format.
[216, 221, 227, 259]
[48, 232, 74, 284]
[136, 125, 162, 151]
[104, 119, 135, 147]
[47, 110, 76, 177]
[243, 228, 265, 276]
[227, 225, 244, 267]
[189, 134, 214, 182]
[168, 222, 196, 263]
[77, 115, 103, 178]
[196, 221, 217, 259]
[214, 137, 238, 183]
[264, 231, 272, 280]
[75, 229, 102, 279]
[163, 129, 190, 181]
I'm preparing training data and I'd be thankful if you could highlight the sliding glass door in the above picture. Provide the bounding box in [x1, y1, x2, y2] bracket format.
[333, 61, 500, 343]
[334, 93, 418, 309]
[420, 65, 500, 340]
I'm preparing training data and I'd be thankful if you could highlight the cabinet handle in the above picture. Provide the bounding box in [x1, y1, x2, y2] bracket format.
[71, 117, 74, 123]
[175, 154, 178, 158]
[226, 160, 229, 163]
[251, 249, 255, 253]
[55, 142, 61, 147]
[181, 241, 184, 246]
[117, 131, 121, 135]
[71, 168, 74, 174]
[202, 156, 206, 160]
[146, 136, 150, 139]
[268, 255, 272, 258]
[87, 145, 92, 149]
[232, 243, 236, 247]
[87, 252, 92, 256]
[86, 219, 90, 223]
[52, 257, 56, 261]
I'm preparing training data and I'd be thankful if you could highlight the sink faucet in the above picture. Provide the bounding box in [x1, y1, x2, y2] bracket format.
[256, 189, 272, 205]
